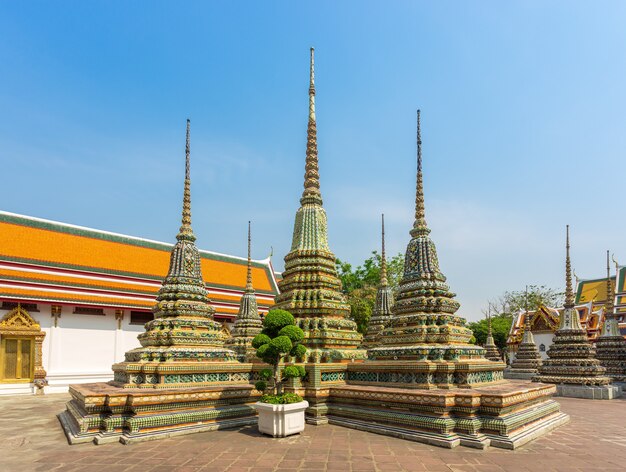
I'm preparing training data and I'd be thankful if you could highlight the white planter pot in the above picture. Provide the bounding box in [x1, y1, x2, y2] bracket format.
[254, 400, 309, 437]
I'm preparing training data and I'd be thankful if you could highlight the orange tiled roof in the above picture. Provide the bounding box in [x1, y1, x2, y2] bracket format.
[0, 212, 278, 318]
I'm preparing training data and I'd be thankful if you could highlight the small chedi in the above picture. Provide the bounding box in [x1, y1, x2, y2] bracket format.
[58, 121, 261, 444]
[504, 309, 543, 380]
[483, 309, 503, 362]
[272, 48, 365, 363]
[224, 222, 264, 361]
[594, 252, 626, 383]
[361, 214, 394, 348]
[534, 227, 619, 399]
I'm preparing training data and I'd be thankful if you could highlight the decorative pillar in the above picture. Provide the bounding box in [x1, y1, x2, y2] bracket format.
[114, 309, 125, 363]
[47, 304, 62, 378]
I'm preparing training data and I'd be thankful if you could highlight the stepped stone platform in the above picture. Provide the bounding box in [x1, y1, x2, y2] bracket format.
[58, 380, 261, 445]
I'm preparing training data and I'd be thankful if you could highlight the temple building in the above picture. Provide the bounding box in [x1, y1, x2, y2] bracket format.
[507, 264, 626, 361]
[0, 210, 278, 395]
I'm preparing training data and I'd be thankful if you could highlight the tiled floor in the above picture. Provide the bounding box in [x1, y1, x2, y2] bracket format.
[1, 392, 625, 471]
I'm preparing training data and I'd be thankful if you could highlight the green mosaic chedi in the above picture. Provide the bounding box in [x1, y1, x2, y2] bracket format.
[224, 222, 263, 362]
[484, 311, 502, 362]
[113, 120, 238, 387]
[273, 48, 365, 362]
[368, 111, 504, 385]
[593, 252, 626, 381]
[361, 214, 394, 348]
[534, 227, 611, 386]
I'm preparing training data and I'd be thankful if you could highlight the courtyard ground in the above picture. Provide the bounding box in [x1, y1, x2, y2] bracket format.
[1, 392, 625, 472]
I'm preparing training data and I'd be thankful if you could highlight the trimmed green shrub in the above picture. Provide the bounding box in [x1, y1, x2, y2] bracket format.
[253, 309, 307, 400]
[260, 393, 303, 404]
[263, 309, 295, 336]
[254, 380, 267, 392]
[278, 325, 305, 343]
[252, 333, 271, 349]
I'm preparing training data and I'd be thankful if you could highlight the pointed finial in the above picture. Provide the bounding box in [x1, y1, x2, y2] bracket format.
[524, 285, 532, 329]
[380, 214, 388, 286]
[178, 119, 195, 242]
[411, 109, 430, 237]
[245, 221, 253, 292]
[564, 225, 574, 307]
[301, 47, 322, 206]
[309, 47, 315, 120]
[605, 250, 614, 319]
[487, 304, 493, 336]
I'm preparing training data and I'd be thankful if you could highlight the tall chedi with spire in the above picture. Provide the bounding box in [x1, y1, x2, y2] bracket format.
[273, 48, 365, 362]
[534, 227, 617, 399]
[594, 252, 626, 382]
[362, 214, 394, 348]
[484, 306, 502, 362]
[367, 111, 504, 388]
[225, 222, 263, 362]
[112, 120, 238, 387]
[505, 287, 543, 379]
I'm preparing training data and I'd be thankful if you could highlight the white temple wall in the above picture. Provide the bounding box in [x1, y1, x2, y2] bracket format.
[0, 303, 143, 395]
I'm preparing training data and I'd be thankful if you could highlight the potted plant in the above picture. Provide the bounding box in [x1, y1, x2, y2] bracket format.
[252, 309, 308, 437]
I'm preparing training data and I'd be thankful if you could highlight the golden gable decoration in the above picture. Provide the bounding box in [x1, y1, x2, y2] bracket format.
[0, 303, 47, 388]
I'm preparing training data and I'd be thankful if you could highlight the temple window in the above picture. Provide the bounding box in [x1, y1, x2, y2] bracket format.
[130, 311, 153, 325]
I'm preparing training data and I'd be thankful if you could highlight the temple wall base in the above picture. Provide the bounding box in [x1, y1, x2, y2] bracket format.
[503, 370, 538, 380]
[554, 384, 622, 400]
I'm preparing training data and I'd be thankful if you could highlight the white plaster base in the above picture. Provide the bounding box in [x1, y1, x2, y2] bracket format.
[45, 372, 114, 394]
[255, 400, 309, 437]
[555, 384, 622, 400]
[0, 383, 37, 395]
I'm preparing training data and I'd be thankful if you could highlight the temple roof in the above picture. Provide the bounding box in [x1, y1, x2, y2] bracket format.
[507, 302, 606, 345]
[0, 211, 278, 318]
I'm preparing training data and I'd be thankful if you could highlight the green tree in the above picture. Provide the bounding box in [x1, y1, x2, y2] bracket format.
[467, 314, 512, 351]
[489, 285, 564, 318]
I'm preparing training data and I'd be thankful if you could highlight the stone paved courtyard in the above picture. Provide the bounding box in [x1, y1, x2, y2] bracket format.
[1, 392, 625, 472]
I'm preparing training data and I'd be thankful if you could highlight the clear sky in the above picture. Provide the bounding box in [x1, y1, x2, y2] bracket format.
[1, 1, 624, 321]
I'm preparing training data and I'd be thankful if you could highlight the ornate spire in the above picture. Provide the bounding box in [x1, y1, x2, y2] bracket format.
[301, 47, 322, 206]
[487, 305, 493, 337]
[245, 221, 253, 292]
[178, 119, 195, 242]
[564, 225, 574, 308]
[411, 109, 430, 237]
[380, 214, 388, 286]
[605, 250, 615, 319]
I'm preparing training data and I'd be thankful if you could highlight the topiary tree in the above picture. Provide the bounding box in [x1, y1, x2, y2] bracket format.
[252, 309, 307, 396]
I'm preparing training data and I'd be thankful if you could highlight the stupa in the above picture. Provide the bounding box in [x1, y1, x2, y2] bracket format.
[58, 121, 261, 444]
[318, 110, 569, 449]
[504, 303, 543, 380]
[365, 110, 505, 387]
[484, 308, 502, 362]
[361, 214, 394, 348]
[534, 226, 619, 399]
[272, 48, 365, 362]
[224, 222, 263, 361]
[595, 252, 626, 383]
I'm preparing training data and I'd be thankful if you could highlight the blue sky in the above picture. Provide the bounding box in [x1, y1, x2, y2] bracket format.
[1, 1, 624, 320]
